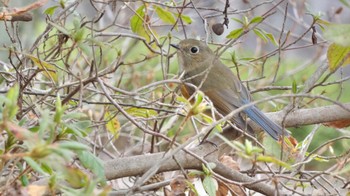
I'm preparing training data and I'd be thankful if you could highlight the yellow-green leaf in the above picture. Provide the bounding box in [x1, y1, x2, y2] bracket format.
[257, 155, 291, 170]
[154, 6, 176, 25]
[47, 20, 69, 35]
[327, 43, 350, 71]
[130, 6, 145, 33]
[178, 14, 192, 24]
[226, 28, 243, 39]
[126, 107, 157, 118]
[253, 28, 268, 42]
[130, 6, 151, 42]
[44, 6, 59, 16]
[28, 55, 58, 82]
[250, 16, 263, 24]
[176, 95, 190, 104]
[266, 33, 278, 46]
[105, 112, 120, 139]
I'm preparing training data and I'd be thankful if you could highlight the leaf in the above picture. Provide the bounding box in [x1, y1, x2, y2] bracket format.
[315, 19, 330, 31]
[64, 167, 88, 188]
[104, 112, 120, 139]
[245, 140, 253, 155]
[24, 157, 46, 175]
[242, 16, 249, 26]
[253, 28, 268, 42]
[257, 155, 291, 170]
[77, 151, 106, 183]
[178, 14, 192, 24]
[200, 114, 223, 132]
[27, 55, 58, 82]
[64, 120, 91, 137]
[155, 6, 176, 25]
[47, 20, 70, 35]
[226, 28, 243, 39]
[130, 6, 145, 32]
[324, 23, 350, 47]
[176, 95, 189, 104]
[231, 17, 243, 25]
[130, 6, 151, 42]
[266, 33, 279, 46]
[126, 107, 157, 118]
[54, 95, 63, 123]
[5, 84, 19, 120]
[59, 141, 89, 151]
[73, 28, 86, 42]
[203, 176, 217, 196]
[44, 6, 59, 16]
[327, 43, 350, 71]
[250, 16, 263, 24]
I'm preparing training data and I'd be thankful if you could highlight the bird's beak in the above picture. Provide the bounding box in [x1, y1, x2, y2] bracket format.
[170, 43, 180, 50]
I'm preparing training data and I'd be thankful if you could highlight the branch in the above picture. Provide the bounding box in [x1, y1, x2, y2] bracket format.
[0, 0, 48, 22]
[104, 103, 350, 195]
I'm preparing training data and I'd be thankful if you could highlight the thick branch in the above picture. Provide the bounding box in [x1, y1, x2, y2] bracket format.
[104, 103, 350, 195]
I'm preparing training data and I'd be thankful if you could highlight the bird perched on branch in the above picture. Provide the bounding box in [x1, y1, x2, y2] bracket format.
[171, 39, 289, 140]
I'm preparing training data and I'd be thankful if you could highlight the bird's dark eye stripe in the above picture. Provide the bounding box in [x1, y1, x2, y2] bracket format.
[190, 46, 199, 54]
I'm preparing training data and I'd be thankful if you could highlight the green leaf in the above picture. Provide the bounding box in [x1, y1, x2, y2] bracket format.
[130, 6, 145, 33]
[48, 20, 70, 35]
[64, 120, 91, 137]
[253, 28, 268, 42]
[176, 95, 190, 104]
[266, 33, 279, 46]
[24, 157, 46, 175]
[5, 84, 19, 120]
[77, 151, 106, 183]
[178, 14, 192, 24]
[20, 175, 29, 186]
[193, 91, 204, 108]
[250, 16, 263, 24]
[243, 16, 249, 26]
[327, 43, 350, 71]
[245, 140, 253, 155]
[231, 17, 243, 25]
[44, 6, 59, 16]
[126, 107, 157, 118]
[74, 28, 86, 42]
[54, 94, 63, 123]
[202, 163, 210, 175]
[155, 6, 176, 24]
[64, 167, 89, 188]
[226, 28, 243, 39]
[257, 155, 291, 170]
[203, 176, 217, 196]
[59, 141, 89, 151]
[324, 24, 350, 47]
[130, 6, 151, 42]
[200, 114, 223, 132]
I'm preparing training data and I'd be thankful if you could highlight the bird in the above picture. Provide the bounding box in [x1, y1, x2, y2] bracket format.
[171, 39, 289, 140]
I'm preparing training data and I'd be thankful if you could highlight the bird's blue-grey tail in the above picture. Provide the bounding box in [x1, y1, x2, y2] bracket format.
[244, 106, 288, 140]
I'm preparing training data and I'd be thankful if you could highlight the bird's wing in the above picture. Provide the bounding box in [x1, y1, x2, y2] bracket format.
[204, 89, 251, 132]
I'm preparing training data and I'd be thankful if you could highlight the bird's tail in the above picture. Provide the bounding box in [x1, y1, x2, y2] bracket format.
[244, 106, 289, 140]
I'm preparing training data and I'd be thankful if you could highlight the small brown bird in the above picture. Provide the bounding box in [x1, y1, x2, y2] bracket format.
[171, 39, 289, 140]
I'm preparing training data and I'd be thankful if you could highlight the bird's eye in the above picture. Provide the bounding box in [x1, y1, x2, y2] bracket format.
[190, 46, 199, 54]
